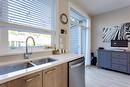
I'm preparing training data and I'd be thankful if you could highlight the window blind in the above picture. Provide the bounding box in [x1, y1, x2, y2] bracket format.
[0, 0, 55, 30]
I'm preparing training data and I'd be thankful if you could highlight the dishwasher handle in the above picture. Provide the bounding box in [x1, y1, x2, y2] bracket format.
[70, 62, 84, 68]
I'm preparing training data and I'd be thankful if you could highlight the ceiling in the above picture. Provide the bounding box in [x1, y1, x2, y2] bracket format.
[71, 0, 130, 16]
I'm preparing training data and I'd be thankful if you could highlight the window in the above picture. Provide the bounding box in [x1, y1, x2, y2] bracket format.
[0, 0, 55, 50]
[8, 30, 51, 49]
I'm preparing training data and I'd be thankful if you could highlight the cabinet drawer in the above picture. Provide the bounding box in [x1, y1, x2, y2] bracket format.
[111, 52, 128, 59]
[112, 58, 128, 65]
[112, 64, 127, 72]
[128, 65, 130, 73]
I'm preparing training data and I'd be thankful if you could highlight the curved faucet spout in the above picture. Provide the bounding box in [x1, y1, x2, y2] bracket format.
[24, 36, 36, 59]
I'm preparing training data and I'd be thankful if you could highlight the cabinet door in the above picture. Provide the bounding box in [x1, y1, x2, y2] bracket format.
[55, 63, 68, 87]
[24, 72, 42, 87]
[128, 65, 130, 73]
[8, 72, 42, 87]
[43, 67, 57, 87]
[98, 50, 111, 68]
[8, 78, 26, 87]
[128, 54, 130, 73]
[0, 83, 8, 87]
[60, 63, 68, 87]
[43, 63, 68, 87]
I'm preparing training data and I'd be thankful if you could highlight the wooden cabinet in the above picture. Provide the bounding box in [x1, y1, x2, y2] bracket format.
[0, 84, 8, 87]
[8, 71, 42, 87]
[0, 63, 68, 87]
[98, 50, 111, 68]
[60, 63, 68, 87]
[43, 67, 57, 87]
[24, 71, 42, 87]
[7, 78, 26, 87]
[43, 63, 68, 87]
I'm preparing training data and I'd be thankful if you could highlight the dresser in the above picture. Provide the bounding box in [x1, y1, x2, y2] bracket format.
[98, 49, 130, 73]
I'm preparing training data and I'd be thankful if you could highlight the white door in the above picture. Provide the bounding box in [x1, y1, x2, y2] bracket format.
[70, 25, 87, 55]
[70, 8, 89, 65]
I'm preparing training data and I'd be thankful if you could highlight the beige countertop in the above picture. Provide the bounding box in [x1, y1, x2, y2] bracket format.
[0, 53, 83, 84]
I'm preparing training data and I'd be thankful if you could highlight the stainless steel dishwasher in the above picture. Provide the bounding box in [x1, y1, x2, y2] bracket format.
[69, 57, 85, 87]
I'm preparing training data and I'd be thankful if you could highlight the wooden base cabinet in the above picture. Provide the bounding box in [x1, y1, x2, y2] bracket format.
[43, 63, 68, 87]
[23, 72, 42, 87]
[8, 71, 42, 87]
[0, 84, 8, 87]
[0, 63, 68, 87]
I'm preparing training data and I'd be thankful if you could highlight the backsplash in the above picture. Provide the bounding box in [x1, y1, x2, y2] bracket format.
[0, 51, 53, 63]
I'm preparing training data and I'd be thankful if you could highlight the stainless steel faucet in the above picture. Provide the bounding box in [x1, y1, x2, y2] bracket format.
[24, 36, 35, 59]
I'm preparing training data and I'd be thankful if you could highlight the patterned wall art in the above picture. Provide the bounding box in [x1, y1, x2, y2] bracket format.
[102, 22, 130, 42]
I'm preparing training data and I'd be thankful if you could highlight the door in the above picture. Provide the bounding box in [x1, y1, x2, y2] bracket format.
[43, 64, 68, 87]
[24, 72, 42, 87]
[70, 25, 81, 54]
[70, 9, 88, 64]
[8, 72, 42, 87]
[70, 25, 87, 54]
[7, 78, 26, 87]
[43, 67, 57, 87]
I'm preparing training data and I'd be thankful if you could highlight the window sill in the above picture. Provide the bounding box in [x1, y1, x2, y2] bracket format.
[0, 48, 54, 57]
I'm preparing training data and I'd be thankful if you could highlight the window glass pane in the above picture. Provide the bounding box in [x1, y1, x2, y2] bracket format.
[70, 26, 80, 54]
[8, 30, 51, 49]
[70, 9, 87, 27]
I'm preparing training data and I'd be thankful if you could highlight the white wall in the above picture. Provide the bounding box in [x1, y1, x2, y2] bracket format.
[56, 0, 69, 50]
[92, 6, 130, 56]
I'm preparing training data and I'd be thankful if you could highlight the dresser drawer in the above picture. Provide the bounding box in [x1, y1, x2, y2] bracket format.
[128, 65, 130, 73]
[112, 64, 127, 72]
[112, 58, 128, 65]
[111, 52, 128, 59]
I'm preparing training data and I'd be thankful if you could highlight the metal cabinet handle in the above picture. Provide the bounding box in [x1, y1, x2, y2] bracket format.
[45, 68, 56, 74]
[70, 62, 84, 68]
[26, 74, 40, 82]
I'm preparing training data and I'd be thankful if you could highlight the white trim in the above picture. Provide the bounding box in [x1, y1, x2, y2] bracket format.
[55, 0, 60, 49]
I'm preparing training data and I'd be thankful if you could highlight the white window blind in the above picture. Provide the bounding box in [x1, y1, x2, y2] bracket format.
[0, 0, 56, 49]
[0, 0, 55, 30]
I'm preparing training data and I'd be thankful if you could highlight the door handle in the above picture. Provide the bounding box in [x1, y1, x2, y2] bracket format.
[45, 68, 56, 74]
[70, 62, 84, 68]
[25, 74, 40, 82]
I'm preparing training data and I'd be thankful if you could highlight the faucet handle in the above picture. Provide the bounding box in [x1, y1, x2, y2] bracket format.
[24, 52, 32, 59]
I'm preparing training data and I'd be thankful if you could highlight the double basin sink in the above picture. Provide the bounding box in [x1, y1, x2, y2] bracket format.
[0, 58, 57, 75]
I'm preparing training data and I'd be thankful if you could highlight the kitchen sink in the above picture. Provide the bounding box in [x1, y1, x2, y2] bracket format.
[31, 58, 57, 65]
[0, 58, 57, 75]
[0, 62, 34, 75]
